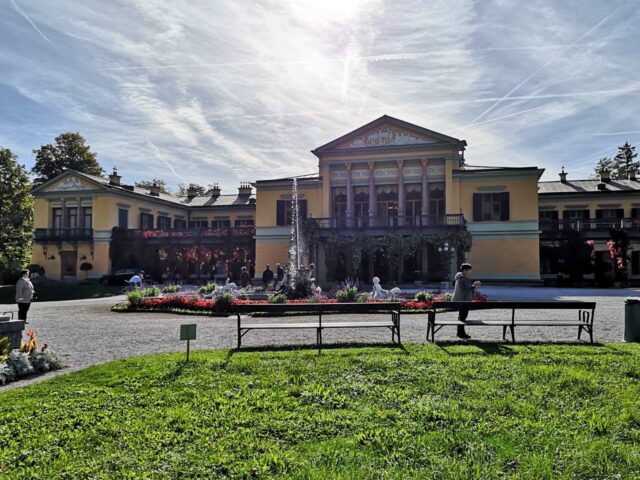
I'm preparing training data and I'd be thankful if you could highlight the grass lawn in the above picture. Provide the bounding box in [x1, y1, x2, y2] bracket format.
[0, 282, 122, 304]
[1, 344, 639, 479]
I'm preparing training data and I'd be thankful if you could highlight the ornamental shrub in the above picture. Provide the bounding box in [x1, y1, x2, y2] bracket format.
[355, 293, 370, 303]
[142, 287, 161, 297]
[336, 286, 358, 302]
[162, 285, 181, 293]
[268, 293, 287, 304]
[127, 289, 145, 305]
[213, 291, 235, 313]
[415, 291, 433, 302]
[199, 283, 216, 294]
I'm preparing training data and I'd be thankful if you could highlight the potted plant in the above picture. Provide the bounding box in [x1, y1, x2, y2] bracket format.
[79, 262, 93, 282]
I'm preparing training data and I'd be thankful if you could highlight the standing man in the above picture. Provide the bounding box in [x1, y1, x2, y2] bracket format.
[262, 265, 274, 288]
[276, 263, 284, 283]
[452, 263, 481, 339]
[15, 269, 35, 323]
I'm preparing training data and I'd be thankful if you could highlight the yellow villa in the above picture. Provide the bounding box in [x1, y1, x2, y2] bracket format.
[30, 115, 640, 286]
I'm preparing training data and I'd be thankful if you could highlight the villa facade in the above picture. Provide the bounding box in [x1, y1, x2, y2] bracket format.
[30, 116, 640, 285]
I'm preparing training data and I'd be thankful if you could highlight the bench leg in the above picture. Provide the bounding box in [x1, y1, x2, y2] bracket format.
[317, 328, 323, 354]
[237, 314, 241, 349]
[578, 325, 583, 340]
[510, 325, 515, 343]
[502, 325, 507, 341]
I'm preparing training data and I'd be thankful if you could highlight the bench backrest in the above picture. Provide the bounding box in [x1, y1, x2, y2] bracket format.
[431, 301, 596, 310]
[235, 302, 401, 314]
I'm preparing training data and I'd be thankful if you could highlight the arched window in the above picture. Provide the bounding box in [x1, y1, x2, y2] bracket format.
[376, 186, 398, 227]
[405, 184, 421, 226]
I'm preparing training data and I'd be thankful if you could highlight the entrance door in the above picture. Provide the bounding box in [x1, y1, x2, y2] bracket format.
[60, 251, 77, 279]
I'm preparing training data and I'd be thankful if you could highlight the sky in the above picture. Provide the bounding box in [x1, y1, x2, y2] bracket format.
[1, 0, 639, 192]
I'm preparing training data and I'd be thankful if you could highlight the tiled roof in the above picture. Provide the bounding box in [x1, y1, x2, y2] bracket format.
[539, 179, 640, 194]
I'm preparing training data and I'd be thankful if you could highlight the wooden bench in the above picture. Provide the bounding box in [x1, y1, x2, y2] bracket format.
[234, 302, 402, 351]
[427, 301, 596, 343]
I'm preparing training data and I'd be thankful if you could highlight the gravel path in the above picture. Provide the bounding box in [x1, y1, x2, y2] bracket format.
[2, 286, 639, 390]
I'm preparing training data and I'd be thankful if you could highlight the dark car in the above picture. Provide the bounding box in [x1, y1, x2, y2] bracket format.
[99, 268, 146, 286]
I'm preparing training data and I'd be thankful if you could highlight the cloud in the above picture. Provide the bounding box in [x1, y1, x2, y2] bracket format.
[0, 0, 638, 188]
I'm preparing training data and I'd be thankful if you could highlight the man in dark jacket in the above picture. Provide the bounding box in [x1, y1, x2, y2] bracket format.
[262, 265, 274, 288]
[451, 263, 481, 339]
[276, 263, 284, 283]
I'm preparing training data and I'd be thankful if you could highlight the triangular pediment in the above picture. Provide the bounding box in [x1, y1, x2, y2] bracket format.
[312, 115, 465, 156]
[38, 171, 104, 193]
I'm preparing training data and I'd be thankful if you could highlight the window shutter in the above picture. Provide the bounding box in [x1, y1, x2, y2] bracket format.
[276, 200, 285, 226]
[299, 200, 308, 220]
[582, 210, 590, 219]
[632, 208, 640, 219]
[473, 194, 482, 221]
[616, 209, 624, 218]
[562, 210, 570, 220]
[595, 210, 603, 219]
[140, 213, 145, 228]
[551, 211, 558, 220]
[500, 192, 510, 221]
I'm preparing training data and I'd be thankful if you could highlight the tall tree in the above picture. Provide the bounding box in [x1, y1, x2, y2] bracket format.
[593, 143, 639, 180]
[0, 148, 34, 282]
[31, 132, 104, 186]
[177, 183, 211, 196]
[613, 142, 638, 179]
[134, 178, 171, 194]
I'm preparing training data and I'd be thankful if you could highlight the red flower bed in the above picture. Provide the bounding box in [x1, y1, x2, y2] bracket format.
[119, 293, 488, 315]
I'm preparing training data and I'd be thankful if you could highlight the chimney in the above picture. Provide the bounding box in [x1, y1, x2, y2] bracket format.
[187, 186, 198, 200]
[599, 167, 611, 183]
[149, 182, 161, 196]
[109, 167, 121, 186]
[210, 182, 221, 197]
[559, 166, 567, 183]
[238, 181, 252, 196]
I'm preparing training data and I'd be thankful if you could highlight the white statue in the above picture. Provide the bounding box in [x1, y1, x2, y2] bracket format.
[371, 276, 402, 299]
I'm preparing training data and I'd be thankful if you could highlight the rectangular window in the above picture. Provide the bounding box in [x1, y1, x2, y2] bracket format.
[234, 219, 254, 226]
[211, 220, 231, 228]
[189, 220, 209, 228]
[473, 192, 509, 222]
[83, 207, 92, 230]
[173, 219, 186, 229]
[276, 199, 307, 226]
[52, 208, 63, 231]
[539, 210, 558, 220]
[563, 209, 590, 220]
[67, 207, 78, 229]
[140, 213, 154, 229]
[157, 216, 171, 229]
[595, 208, 624, 219]
[118, 208, 128, 229]
[428, 183, 445, 224]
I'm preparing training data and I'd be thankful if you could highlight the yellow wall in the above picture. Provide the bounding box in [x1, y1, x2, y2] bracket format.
[256, 184, 323, 227]
[538, 197, 639, 217]
[458, 178, 540, 221]
[255, 242, 289, 272]
[468, 238, 540, 278]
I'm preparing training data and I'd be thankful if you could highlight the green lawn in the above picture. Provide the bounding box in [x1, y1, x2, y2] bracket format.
[0, 282, 122, 304]
[1, 344, 639, 479]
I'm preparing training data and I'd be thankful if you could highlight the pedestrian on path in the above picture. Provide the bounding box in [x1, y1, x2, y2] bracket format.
[452, 263, 481, 339]
[15, 269, 35, 323]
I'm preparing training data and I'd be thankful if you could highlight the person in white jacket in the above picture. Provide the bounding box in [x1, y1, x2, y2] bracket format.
[452, 263, 481, 339]
[15, 269, 35, 323]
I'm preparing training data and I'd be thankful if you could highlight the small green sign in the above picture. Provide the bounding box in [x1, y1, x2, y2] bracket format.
[180, 324, 197, 341]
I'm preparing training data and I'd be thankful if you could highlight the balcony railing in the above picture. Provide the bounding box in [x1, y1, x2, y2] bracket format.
[115, 226, 256, 239]
[313, 214, 465, 230]
[34, 228, 94, 241]
[540, 218, 640, 232]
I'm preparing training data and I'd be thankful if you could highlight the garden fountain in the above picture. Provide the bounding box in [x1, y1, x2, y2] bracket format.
[286, 177, 314, 298]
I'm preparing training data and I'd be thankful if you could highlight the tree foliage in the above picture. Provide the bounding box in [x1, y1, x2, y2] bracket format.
[177, 183, 219, 197]
[0, 148, 34, 282]
[134, 179, 171, 194]
[31, 132, 104, 186]
[593, 142, 639, 180]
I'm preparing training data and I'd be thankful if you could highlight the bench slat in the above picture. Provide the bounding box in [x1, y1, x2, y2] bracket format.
[243, 323, 320, 329]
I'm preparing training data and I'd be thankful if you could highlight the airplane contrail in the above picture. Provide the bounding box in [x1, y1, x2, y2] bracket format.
[147, 139, 188, 184]
[10, 0, 52, 44]
[447, 105, 548, 134]
[466, 0, 633, 126]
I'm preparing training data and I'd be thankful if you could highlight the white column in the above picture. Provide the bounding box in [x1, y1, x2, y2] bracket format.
[368, 161, 376, 227]
[397, 160, 405, 226]
[421, 159, 429, 226]
[346, 164, 354, 228]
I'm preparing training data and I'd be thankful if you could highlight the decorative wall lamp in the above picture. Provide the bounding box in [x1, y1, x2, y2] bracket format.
[437, 242, 456, 253]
